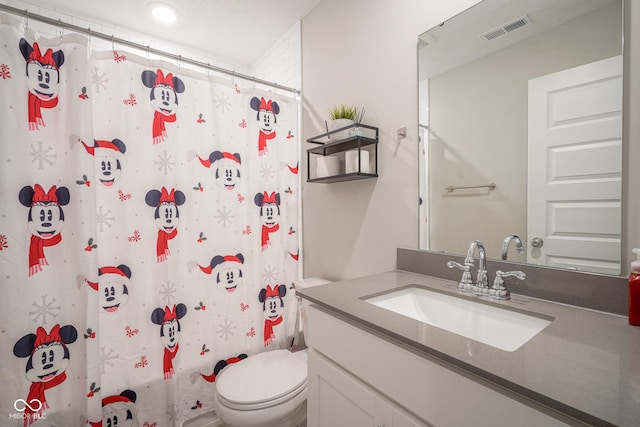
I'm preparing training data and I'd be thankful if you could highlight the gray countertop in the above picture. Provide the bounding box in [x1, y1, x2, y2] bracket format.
[296, 270, 640, 427]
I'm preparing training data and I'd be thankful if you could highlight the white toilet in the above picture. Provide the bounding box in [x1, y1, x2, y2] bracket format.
[211, 278, 331, 427]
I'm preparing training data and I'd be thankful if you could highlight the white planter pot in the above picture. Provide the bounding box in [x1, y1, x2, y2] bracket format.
[327, 119, 354, 140]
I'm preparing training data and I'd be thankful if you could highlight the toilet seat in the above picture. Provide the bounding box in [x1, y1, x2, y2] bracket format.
[216, 349, 307, 411]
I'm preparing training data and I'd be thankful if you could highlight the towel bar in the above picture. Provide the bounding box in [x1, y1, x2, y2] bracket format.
[444, 183, 496, 193]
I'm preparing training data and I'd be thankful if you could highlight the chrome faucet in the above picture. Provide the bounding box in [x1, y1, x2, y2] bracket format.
[447, 240, 488, 294]
[448, 239, 526, 301]
[467, 240, 489, 294]
[501, 234, 524, 260]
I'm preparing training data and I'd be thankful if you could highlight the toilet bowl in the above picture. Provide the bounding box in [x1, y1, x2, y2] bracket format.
[211, 278, 331, 427]
[212, 349, 308, 427]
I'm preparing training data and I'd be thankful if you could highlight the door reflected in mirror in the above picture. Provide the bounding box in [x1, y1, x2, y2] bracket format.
[418, 0, 623, 275]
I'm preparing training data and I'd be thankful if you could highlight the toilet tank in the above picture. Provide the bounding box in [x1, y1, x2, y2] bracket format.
[293, 277, 331, 350]
[296, 277, 331, 309]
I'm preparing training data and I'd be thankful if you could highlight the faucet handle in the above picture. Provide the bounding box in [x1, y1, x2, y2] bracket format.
[447, 261, 473, 293]
[490, 270, 526, 301]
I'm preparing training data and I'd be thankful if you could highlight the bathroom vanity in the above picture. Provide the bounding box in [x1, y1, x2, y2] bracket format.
[298, 270, 640, 427]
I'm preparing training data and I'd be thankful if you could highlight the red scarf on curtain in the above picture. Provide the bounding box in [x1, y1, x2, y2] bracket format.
[29, 234, 62, 276]
[156, 228, 178, 262]
[261, 224, 279, 251]
[28, 92, 58, 130]
[163, 344, 179, 380]
[23, 372, 66, 427]
[263, 316, 283, 347]
[152, 111, 176, 144]
[258, 130, 276, 156]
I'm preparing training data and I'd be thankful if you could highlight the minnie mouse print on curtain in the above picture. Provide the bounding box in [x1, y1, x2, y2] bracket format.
[0, 11, 300, 427]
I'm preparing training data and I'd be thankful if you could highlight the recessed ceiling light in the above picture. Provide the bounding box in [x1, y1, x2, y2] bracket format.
[149, 2, 177, 23]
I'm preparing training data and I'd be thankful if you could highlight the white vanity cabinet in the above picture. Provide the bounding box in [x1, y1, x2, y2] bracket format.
[308, 348, 428, 427]
[304, 305, 581, 427]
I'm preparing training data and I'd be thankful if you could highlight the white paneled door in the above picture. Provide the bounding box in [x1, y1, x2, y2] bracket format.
[527, 55, 622, 275]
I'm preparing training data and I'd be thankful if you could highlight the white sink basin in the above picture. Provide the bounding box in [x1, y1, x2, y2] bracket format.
[364, 286, 552, 352]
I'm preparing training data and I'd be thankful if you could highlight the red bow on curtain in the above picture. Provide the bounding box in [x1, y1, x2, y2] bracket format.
[27, 43, 58, 68]
[154, 69, 175, 89]
[32, 325, 62, 351]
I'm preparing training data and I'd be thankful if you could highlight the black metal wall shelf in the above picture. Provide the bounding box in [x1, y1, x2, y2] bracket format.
[306, 124, 378, 183]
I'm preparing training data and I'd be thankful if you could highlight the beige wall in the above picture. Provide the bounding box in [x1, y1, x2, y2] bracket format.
[300, 0, 479, 280]
[428, 3, 622, 260]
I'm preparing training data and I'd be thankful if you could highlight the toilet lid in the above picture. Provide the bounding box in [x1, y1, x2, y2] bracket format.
[216, 349, 307, 406]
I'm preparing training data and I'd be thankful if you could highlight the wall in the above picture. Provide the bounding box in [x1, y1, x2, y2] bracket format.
[300, 0, 480, 281]
[427, 3, 622, 260]
[252, 21, 302, 91]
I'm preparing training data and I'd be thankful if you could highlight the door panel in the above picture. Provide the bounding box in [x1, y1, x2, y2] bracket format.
[527, 55, 622, 274]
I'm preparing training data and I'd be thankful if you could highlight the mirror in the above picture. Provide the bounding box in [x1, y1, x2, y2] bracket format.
[418, 0, 623, 275]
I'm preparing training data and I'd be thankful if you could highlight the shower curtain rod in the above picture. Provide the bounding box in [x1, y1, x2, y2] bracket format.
[0, 3, 300, 94]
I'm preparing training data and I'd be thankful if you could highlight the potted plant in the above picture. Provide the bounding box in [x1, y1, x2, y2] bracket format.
[328, 104, 357, 121]
[326, 104, 357, 139]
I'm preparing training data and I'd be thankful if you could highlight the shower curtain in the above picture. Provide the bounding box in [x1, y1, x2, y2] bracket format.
[0, 13, 300, 427]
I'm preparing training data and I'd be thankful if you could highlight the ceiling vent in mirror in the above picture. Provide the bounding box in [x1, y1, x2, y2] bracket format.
[480, 14, 531, 41]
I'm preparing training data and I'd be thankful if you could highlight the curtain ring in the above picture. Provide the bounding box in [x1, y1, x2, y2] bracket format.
[206, 63, 210, 77]
[178, 54, 182, 70]
[146, 45, 150, 62]
[24, 9, 29, 30]
[57, 19, 62, 37]
[111, 34, 115, 51]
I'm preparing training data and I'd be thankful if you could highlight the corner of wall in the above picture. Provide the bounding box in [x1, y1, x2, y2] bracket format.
[250, 21, 301, 90]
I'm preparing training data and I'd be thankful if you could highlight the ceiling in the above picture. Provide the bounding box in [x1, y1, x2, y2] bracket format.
[418, 0, 618, 79]
[22, 0, 322, 66]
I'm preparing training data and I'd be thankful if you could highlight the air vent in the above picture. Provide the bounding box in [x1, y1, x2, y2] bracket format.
[480, 14, 531, 41]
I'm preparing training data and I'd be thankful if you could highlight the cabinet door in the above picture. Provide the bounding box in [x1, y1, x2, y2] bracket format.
[307, 347, 377, 427]
[307, 349, 431, 427]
